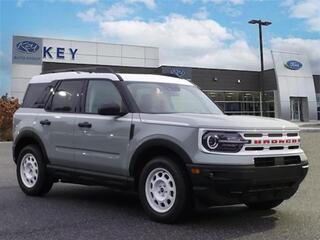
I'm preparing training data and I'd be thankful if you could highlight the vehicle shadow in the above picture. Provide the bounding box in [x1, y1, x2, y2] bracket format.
[43, 184, 279, 240]
[185, 206, 278, 238]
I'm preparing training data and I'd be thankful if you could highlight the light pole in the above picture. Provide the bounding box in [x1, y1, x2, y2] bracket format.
[248, 19, 272, 117]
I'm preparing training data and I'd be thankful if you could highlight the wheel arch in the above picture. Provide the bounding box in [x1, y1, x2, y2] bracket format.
[13, 130, 49, 164]
[129, 139, 193, 186]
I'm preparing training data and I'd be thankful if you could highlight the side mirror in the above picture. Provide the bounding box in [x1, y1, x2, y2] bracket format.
[97, 103, 126, 116]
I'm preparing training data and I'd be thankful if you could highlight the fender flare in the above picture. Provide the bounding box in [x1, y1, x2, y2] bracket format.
[13, 130, 49, 164]
[129, 138, 193, 176]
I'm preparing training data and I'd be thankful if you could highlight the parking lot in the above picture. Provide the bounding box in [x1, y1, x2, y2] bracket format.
[0, 131, 319, 240]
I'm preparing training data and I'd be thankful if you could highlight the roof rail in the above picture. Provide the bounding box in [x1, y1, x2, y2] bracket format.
[41, 66, 124, 81]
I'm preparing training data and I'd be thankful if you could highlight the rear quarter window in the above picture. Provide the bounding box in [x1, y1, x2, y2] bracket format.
[22, 83, 53, 108]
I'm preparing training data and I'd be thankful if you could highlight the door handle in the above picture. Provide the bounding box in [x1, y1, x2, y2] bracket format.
[40, 119, 51, 126]
[78, 122, 92, 128]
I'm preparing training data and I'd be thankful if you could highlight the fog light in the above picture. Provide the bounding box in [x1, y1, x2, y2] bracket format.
[191, 167, 201, 174]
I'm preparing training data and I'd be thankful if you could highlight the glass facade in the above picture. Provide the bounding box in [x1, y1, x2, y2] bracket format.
[203, 90, 275, 117]
[317, 93, 320, 120]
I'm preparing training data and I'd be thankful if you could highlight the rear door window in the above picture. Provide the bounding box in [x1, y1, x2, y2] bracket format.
[49, 80, 83, 113]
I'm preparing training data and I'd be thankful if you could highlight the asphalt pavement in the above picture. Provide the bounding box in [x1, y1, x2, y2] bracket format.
[0, 132, 319, 240]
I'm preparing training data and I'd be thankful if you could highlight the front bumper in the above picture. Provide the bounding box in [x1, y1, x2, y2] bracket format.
[186, 160, 308, 206]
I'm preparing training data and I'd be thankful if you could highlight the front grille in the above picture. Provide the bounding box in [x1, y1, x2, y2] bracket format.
[268, 133, 283, 137]
[269, 146, 284, 150]
[254, 156, 301, 167]
[245, 147, 264, 151]
[241, 131, 300, 152]
[287, 133, 298, 137]
[244, 133, 263, 138]
[288, 146, 299, 150]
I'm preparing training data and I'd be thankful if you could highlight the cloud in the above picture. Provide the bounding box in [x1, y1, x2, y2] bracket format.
[228, 0, 244, 4]
[16, 0, 28, 7]
[78, 7, 319, 73]
[286, 0, 320, 32]
[77, 8, 99, 22]
[290, 0, 318, 18]
[180, 0, 195, 4]
[77, 3, 134, 22]
[99, 15, 261, 70]
[103, 3, 134, 21]
[69, 0, 98, 4]
[205, 0, 245, 5]
[204, 0, 243, 17]
[127, 0, 156, 9]
[100, 14, 233, 48]
[221, 5, 242, 17]
[306, 16, 320, 32]
[281, 0, 294, 6]
[271, 37, 320, 74]
[192, 7, 209, 20]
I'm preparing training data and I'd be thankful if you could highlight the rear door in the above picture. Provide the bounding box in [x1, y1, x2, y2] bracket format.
[74, 79, 132, 175]
[40, 79, 84, 166]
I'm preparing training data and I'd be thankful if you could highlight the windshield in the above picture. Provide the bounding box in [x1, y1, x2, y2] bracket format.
[126, 82, 222, 114]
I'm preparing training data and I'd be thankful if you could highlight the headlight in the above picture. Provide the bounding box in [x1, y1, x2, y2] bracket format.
[201, 131, 249, 153]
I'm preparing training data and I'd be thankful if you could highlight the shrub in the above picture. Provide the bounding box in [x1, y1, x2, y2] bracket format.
[0, 94, 20, 141]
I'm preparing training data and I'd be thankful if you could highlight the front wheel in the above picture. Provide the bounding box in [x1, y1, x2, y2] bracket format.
[17, 145, 53, 196]
[245, 200, 283, 210]
[138, 157, 191, 223]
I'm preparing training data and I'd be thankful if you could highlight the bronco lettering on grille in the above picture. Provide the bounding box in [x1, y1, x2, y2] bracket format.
[253, 139, 300, 144]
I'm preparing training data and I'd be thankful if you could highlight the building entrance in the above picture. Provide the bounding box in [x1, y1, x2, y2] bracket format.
[290, 97, 303, 121]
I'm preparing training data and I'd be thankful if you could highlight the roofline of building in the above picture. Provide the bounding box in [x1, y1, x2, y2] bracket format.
[160, 65, 275, 73]
[42, 62, 320, 77]
[12, 35, 159, 50]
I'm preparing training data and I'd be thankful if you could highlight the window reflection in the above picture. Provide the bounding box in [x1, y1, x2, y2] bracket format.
[203, 90, 275, 117]
[50, 80, 83, 113]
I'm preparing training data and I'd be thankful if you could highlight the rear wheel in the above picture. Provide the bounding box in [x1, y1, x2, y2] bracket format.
[138, 157, 191, 223]
[245, 200, 283, 210]
[17, 145, 53, 196]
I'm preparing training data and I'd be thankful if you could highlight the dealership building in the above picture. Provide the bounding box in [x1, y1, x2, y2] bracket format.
[12, 35, 320, 121]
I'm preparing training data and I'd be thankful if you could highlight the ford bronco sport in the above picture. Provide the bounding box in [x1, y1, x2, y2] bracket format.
[13, 68, 308, 223]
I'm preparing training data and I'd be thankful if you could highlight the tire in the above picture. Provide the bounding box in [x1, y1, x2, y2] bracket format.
[245, 199, 283, 210]
[138, 156, 191, 223]
[16, 144, 53, 196]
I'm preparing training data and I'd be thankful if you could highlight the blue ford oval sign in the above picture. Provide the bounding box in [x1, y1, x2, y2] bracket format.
[170, 68, 185, 78]
[284, 60, 303, 70]
[16, 41, 40, 54]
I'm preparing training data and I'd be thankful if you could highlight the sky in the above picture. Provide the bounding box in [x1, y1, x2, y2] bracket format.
[0, 0, 320, 95]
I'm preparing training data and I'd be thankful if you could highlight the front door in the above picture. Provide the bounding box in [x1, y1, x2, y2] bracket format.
[290, 97, 302, 121]
[74, 80, 132, 175]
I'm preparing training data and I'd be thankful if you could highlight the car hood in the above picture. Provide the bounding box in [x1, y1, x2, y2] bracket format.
[139, 113, 299, 131]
